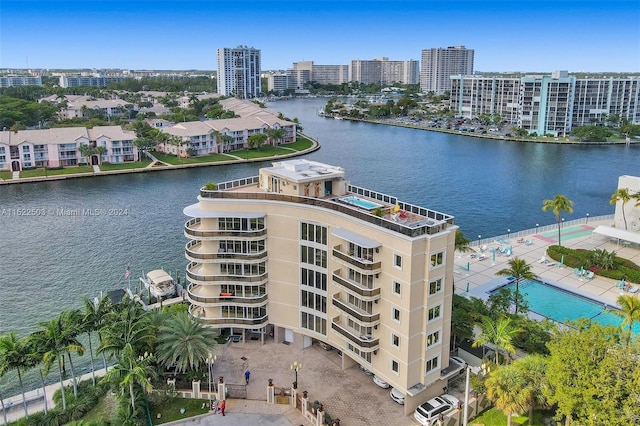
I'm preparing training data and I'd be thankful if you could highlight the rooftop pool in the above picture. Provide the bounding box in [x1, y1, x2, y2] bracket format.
[339, 195, 384, 210]
[497, 279, 640, 334]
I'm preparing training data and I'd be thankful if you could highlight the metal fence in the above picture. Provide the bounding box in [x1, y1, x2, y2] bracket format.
[475, 214, 614, 247]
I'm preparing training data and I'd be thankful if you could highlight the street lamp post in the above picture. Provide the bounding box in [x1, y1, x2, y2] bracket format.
[562, 218, 565, 228]
[477, 235, 481, 247]
[207, 354, 217, 410]
[536, 223, 539, 234]
[507, 229, 510, 241]
[586, 213, 589, 224]
[290, 360, 302, 389]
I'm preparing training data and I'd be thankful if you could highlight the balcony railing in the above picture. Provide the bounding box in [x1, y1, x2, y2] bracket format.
[331, 318, 379, 352]
[187, 286, 268, 306]
[188, 306, 268, 327]
[332, 273, 380, 300]
[332, 247, 382, 271]
[332, 295, 380, 324]
[186, 262, 267, 283]
[184, 218, 267, 238]
[185, 240, 267, 261]
[200, 181, 454, 238]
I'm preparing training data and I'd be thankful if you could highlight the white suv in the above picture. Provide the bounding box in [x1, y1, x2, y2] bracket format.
[413, 394, 460, 425]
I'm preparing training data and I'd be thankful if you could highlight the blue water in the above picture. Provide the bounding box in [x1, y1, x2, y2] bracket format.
[340, 196, 383, 210]
[502, 279, 640, 334]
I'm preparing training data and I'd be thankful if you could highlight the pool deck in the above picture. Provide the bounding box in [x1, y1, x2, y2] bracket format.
[454, 219, 640, 307]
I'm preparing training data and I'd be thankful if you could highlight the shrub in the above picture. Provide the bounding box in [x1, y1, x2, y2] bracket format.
[203, 182, 217, 190]
[546, 245, 640, 283]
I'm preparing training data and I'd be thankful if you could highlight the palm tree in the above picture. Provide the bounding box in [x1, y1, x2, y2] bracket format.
[36, 317, 69, 410]
[455, 230, 472, 254]
[266, 127, 286, 146]
[81, 296, 103, 385]
[610, 188, 632, 230]
[23, 337, 49, 415]
[542, 195, 574, 246]
[102, 345, 155, 413]
[60, 309, 85, 398]
[473, 316, 522, 365]
[609, 294, 640, 345]
[98, 298, 154, 362]
[94, 146, 107, 164]
[156, 311, 217, 373]
[0, 332, 30, 418]
[78, 144, 95, 166]
[485, 364, 527, 426]
[514, 355, 548, 426]
[496, 257, 537, 314]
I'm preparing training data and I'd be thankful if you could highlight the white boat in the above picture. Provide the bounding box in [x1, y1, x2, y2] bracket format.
[334, 116, 344, 120]
[140, 269, 176, 298]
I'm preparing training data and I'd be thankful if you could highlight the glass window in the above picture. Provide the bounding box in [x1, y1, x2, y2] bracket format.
[428, 305, 441, 322]
[391, 360, 399, 373]
[393, 281, 401, 296]
[426, 330, 440, 348]
[429, 278, 443, 295]
[393, 308, 400, 322]
[426, 356, 439, 373]
[392, 334, 400, 348]
[394, 254, 402, 269]
[430, 252, 444, 267]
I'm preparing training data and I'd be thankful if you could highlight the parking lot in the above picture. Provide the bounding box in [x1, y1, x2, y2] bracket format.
[212, 337, 427, 425]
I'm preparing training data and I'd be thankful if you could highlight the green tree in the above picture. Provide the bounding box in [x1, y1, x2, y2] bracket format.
[572, 125, 613, 142]
[60, 309, 86, 398]
[0, 332, 31, 418]
[102, 345, 155, 413]
[588, 248, 616, 271]
[544, 321, 619, 425]
[610, 188, 633, 230]
[247, 133, 267, 150]
[78, 144, 95, 165]
[608, 294, 640, 345]
[496, 257, 537, 314]
[513, 355, 549, 426]
[35, 317, 70, 410]
[473, 316, 522, 365]
[98, 298, 155, 362]
[485, 364, 527, 426]
[266, 127, 286, 146]
[451, 295, 475, 349]
[94, 146, 107, 164]
[455, 230, 471, 253]
[156, 311, 217, 373]
[542, 195, 574, 247]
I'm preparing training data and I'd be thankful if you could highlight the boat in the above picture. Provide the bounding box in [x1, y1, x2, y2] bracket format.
[140, 269, 176, 298]
[334, 116, 344, 120]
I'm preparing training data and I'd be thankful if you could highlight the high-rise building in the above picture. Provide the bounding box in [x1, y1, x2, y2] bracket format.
[217, 46, 262, 99]
[0, 76, 42, 87]
[420, 46, 474, 94]
[183, 159, 460, 415]
[351, 58, 419, 85]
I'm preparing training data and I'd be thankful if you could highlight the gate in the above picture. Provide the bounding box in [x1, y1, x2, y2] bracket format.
[226, 383, 247, 399]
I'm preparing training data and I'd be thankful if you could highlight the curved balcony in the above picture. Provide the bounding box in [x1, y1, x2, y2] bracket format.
[185, 240, 267, 262]
[184, 218, 267, 239]
[186, 262, 268, 284]
[332, 295, 380, 325]
[332, 272, 380, 301]
[331, 317, 379, 352]
[187, 284, 268, 307]
[332, 247, 382, 273]
[189, 305, 269, 328]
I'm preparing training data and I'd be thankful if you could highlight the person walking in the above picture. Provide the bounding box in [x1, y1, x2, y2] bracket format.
[245, 369, 251, 384]
[220, 400, 226, 416]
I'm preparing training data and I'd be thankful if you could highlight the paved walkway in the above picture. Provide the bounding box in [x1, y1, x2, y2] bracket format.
[454, 218, 640, 306]
[92, 165, 101, 172]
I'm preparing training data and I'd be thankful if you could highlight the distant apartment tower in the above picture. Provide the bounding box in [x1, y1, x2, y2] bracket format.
[351, 58, 419, 85]
[420, 46, 474, 94]
[287, 61, 349, 88]
[0, 76, 42, 87]
[263, 71, 290, 94]
[217, 46, 262, 99]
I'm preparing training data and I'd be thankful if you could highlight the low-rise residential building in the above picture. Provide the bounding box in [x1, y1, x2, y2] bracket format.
[183, 159, 460, 415]
[0, 126, 138, 171]
[0, 76, 42, 87]
[40, 95, 135, 119]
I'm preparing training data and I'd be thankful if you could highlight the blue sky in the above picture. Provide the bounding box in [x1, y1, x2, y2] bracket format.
[1, 1, 639, 72]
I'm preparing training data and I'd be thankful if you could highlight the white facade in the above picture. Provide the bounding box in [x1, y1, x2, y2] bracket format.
[217, 46, 262, 99]
[0, 76, 42, 87]
[420, 46, 474, 94]
[351, 58, 419, 85]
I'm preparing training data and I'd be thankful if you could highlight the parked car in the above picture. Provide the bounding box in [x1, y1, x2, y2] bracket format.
[359, 365, 374, 376]
[389, 387, 405, 404]
[372, 375, 390, 389]
[319, 342, 333, 351]
[413, 394, 460, 425]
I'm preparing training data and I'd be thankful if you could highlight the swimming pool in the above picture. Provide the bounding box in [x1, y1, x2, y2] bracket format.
[498, 279, 640, 334]
[340, 196, 384, 210]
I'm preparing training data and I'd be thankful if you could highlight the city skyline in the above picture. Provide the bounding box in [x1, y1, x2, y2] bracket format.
[1, 1, 639, 72]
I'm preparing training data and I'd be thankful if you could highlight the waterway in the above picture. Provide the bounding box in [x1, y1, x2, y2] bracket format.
[0, 97, 638, 395]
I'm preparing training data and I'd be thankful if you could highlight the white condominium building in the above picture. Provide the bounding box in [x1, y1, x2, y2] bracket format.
[450, 71, 640, 136]
[183, 159, 461, 415]
[217, 46, 262, 99]
[0, 76, 42, 87]
[420, 46, 474, 94]
[351, 58, 419, 85]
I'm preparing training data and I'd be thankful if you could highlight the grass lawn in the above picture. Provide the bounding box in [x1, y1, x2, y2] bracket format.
[100, 158, 152, 171]
[281, 137, 314, 150]
[152, 151, 233, 165]
[0, 170, 12, 180]
[20, 166, 94, 178]
[150, 397, 210, 424]
[82, 392, 118, 423]
[471, 408, 547, 426]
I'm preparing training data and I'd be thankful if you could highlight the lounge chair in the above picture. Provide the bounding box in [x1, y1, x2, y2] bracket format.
[537, 256, 547, 264]
[574, 268, 582, 276]
[584, 271, 594, 280]
[525, 239, 533, 246]
[516, 238, 524, 244]
[626, 285, 639, 294]
[616, 280, 625, 289]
